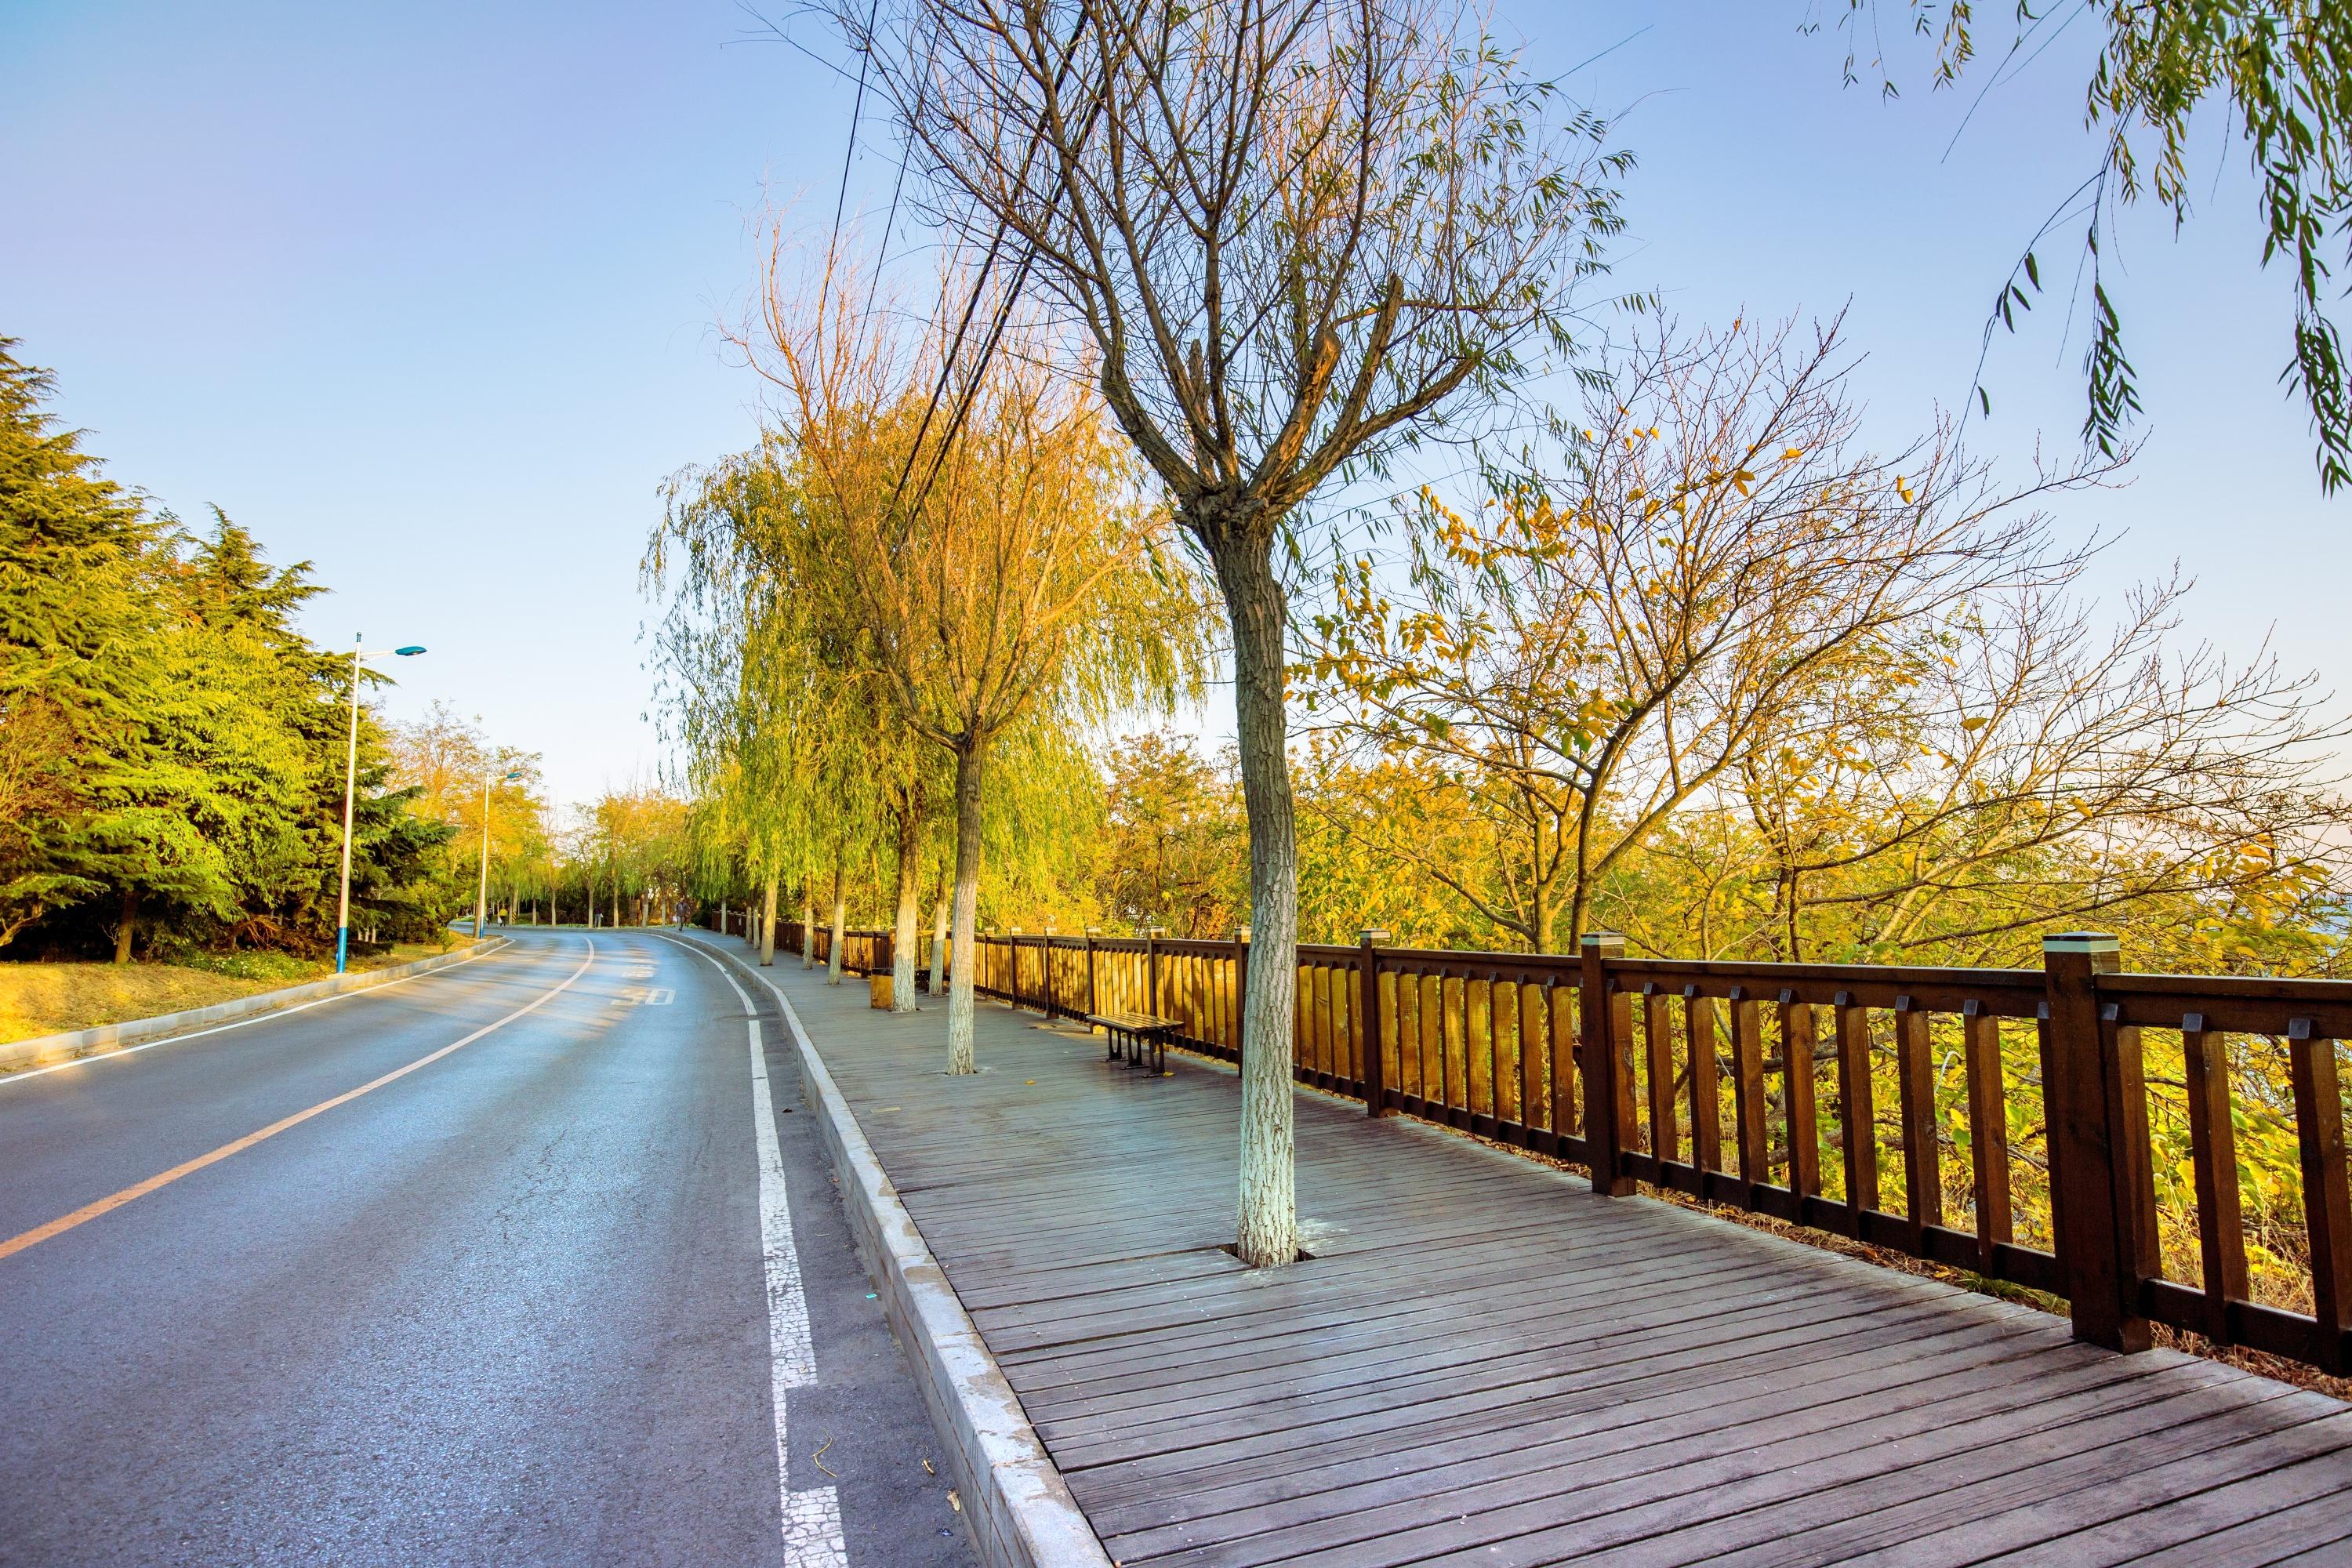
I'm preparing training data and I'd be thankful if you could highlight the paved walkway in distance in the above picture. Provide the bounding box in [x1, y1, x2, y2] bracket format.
[757, 949, 2352, 1567]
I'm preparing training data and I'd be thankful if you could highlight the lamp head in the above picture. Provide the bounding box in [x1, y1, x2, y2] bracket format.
[394, 645, 426, 657]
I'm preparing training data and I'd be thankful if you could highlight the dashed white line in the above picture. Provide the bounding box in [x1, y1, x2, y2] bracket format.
[680, 942, 848, 1568]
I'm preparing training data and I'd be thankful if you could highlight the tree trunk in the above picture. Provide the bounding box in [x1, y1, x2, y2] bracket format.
[801, 891, 816, 968]
[946, 740, 987, 1073]
[114, 886, 137, 964]
[891, 804, 921, 1013]
[760, 875, 779, 967]
[1209, 532, 1300, 1267]
[930, 883, 951, 996]
[826, 862, 847, 985]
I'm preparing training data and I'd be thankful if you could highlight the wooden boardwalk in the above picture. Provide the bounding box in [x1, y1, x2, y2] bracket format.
[753, 953, 2352, 1566]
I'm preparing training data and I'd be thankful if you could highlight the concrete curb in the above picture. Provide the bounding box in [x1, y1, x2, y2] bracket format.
[689, 934, 1112, 1568]
[0, 938, 509, 1076]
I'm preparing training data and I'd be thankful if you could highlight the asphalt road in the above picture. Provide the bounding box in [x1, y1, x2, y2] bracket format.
[0, 928, 976, 1568]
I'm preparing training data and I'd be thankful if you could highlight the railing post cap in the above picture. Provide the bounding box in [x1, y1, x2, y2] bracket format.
[1358, 927, 1390, 943]
[1580, 931, 1627, 953]
[1233, 925, 1251, 942]
[2043, 932, 2119, 955]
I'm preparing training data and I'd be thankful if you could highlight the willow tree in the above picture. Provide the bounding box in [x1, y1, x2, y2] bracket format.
[857, 0, 1628, 1262]
[742, 245, 1199, 1073]
[652, 413, 1044, 1020]
[648, 451, 902, 971]
[1831, 0, 2352, 490]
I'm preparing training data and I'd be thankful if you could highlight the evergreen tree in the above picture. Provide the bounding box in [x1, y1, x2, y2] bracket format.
[1, 339, 452, 957]
[0, 338, 165, 948]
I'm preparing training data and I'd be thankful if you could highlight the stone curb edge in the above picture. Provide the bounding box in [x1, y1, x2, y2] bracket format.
[688, 934, 1113, 1568]
[0, 937, 510, 1076]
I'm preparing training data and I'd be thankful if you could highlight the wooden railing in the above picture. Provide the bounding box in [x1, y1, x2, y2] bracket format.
[728, 914, 2352, 1377]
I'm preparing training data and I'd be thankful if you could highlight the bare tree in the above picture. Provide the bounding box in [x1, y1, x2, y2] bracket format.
[1300, 316, 2096, 950]
[866, 0, 1628, 1264]
[1737, 572, 2352, 965]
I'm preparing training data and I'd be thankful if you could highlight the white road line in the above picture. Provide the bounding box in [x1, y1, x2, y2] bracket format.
[679, 942, 848, 1568]
[748, 1018, 819, 1390]
[0, 937, 517, 1091]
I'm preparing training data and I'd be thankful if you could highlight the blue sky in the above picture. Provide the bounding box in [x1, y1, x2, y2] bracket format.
[5, 2, 2339, 808]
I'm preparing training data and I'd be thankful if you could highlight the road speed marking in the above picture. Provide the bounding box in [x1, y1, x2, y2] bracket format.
[0, 939, 598, 1262]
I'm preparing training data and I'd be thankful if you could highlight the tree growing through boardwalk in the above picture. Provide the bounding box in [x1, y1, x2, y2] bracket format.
[648, 446, 920, 982]
[866, 0, 1631, 1264]
[725, 250, 1198, 1071]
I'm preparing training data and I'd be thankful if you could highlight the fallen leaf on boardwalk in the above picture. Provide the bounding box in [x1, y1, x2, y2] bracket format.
[922, 1458, 935, 1475]
[1024, 1080, 1036, 1085]
[947, 1490, 962, 1513]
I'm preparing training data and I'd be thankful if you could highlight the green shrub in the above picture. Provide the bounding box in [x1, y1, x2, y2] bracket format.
[167, 950, 316, 985]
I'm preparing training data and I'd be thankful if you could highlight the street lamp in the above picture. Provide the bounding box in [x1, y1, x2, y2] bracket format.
[336, 637, 426, 973]
[477, 765, 524, 939]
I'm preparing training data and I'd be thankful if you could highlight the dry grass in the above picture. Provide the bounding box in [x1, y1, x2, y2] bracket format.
[0, 944, 446, 1044]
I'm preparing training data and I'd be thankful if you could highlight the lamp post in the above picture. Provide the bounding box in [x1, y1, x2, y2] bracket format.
[476, 766, 524, 939]
[336, 637, 426, 974]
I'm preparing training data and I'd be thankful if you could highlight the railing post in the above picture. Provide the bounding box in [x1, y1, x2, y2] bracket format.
[1578, 932, 1635, 1196]
[1083, 928, 1099, 1019]
[1043, 927, 1058, 1018]
[2043, 932, 2153, 1353]
[1008, 929, 1022, 1012]
[1232, 926, 1250, 1061]
[1146, 927, 1160, 1018]
[1359, 929, 1392, 1116]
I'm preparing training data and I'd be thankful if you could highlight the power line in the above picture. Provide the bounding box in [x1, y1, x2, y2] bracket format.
[821, 0, 886, 291]
[886, 1, 1120, 528]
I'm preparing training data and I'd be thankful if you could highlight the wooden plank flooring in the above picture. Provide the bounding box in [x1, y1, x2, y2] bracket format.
[753, 954, 2352, 1566]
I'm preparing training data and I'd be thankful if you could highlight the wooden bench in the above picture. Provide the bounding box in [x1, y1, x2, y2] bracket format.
[1085, 1012, 1179, 1074]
